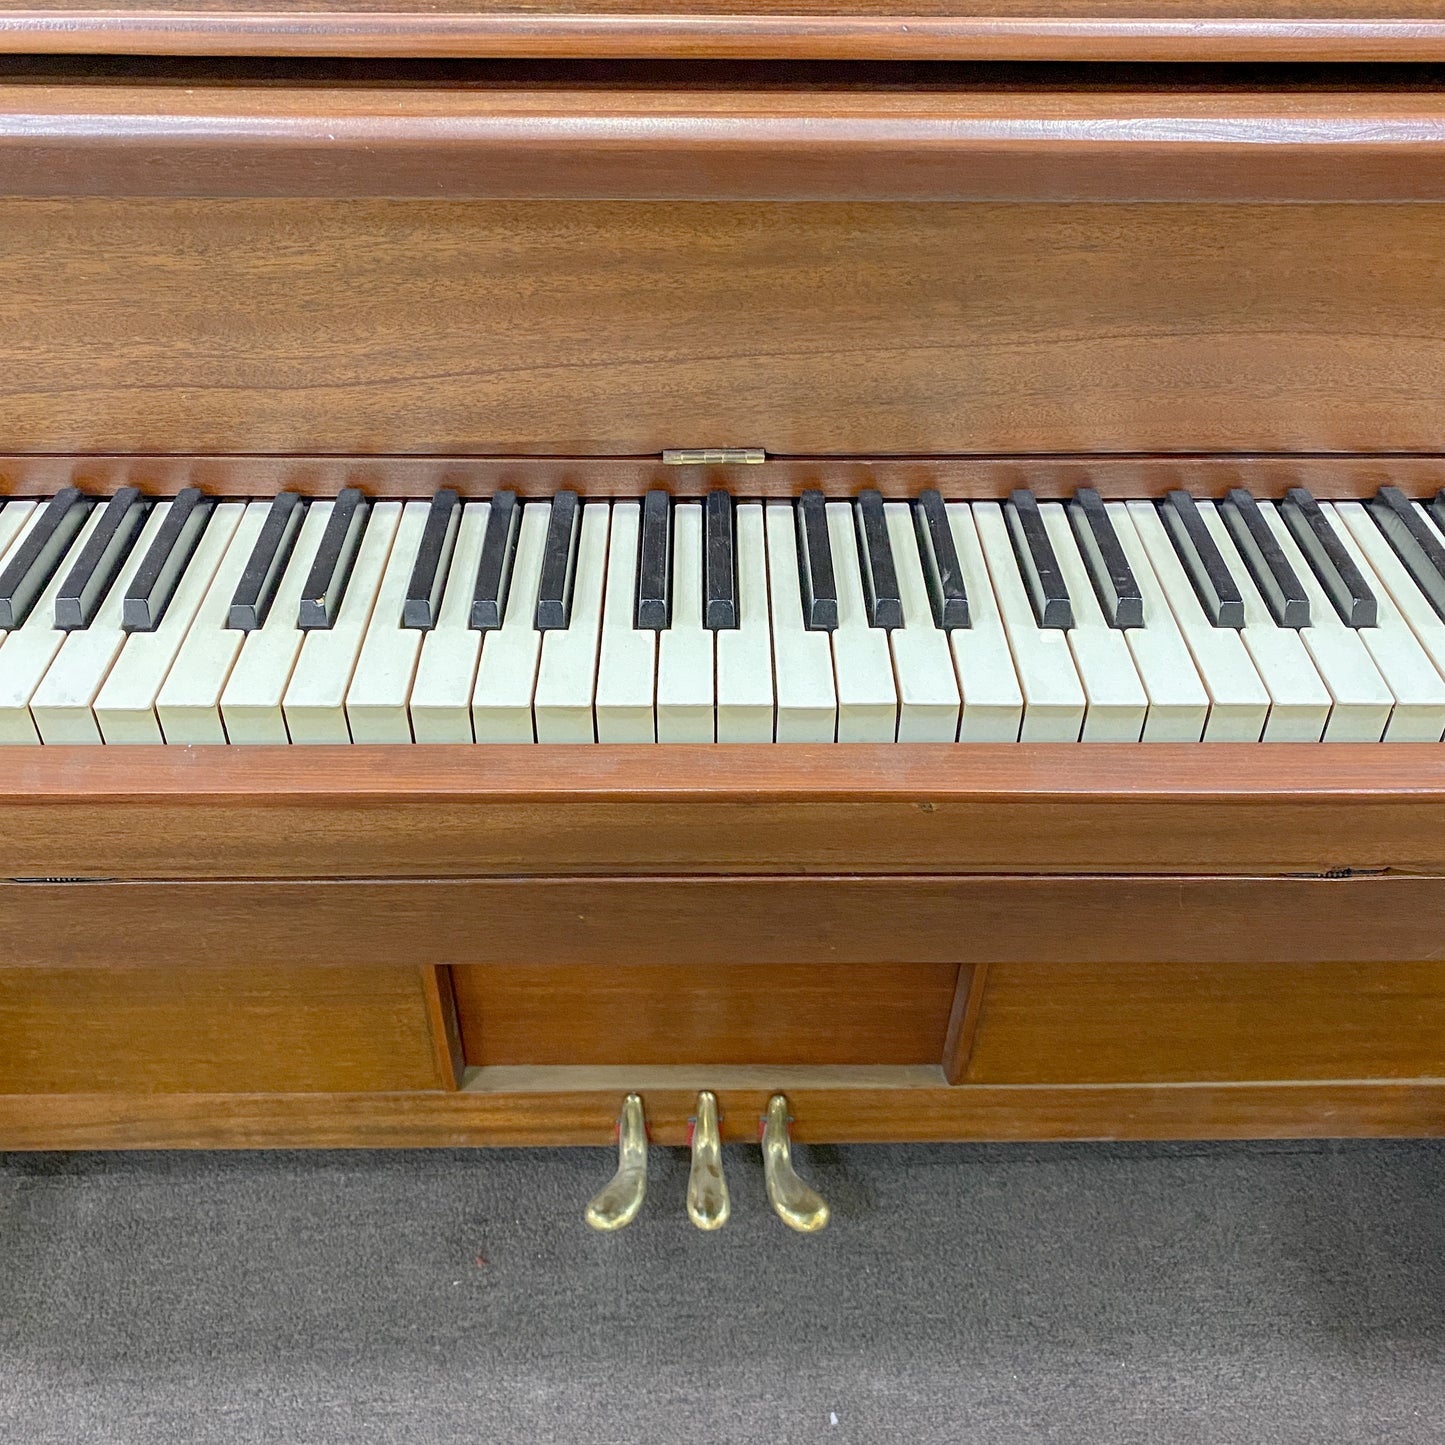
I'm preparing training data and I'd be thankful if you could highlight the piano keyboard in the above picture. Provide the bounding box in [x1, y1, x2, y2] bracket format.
[3, 483, 1445, 744]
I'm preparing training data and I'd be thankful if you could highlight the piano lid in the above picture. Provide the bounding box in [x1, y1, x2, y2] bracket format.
[1, 0, 1445, 64]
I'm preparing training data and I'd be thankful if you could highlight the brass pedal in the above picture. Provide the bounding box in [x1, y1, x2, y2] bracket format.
[686, 1090, 730, 1230]
[585, 1093, 649, 1232]
[761, 1094, 830, 1233]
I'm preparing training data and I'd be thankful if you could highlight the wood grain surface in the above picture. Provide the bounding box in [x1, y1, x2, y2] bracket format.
[4, 1078, 1444, 1148]
[2, 454, 1444, 501]
[4, 6, 1445, 62]
[0, 744, 1442, 879]
[966, 959, 1445, 1083]
[0, 201, 1441, 456]
[0, 964, 448, 1093]
[1, 88, 1444, 202]
[451, 961, 960, 1065]
[5, 876, 1445, 968]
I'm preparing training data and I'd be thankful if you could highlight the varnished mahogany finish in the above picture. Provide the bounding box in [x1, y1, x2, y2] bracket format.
[5, 5, 1445, 62]
[2, 745, 1444, 879]
[2, 85, 1444, 201]
[2, 201, 1442, 456]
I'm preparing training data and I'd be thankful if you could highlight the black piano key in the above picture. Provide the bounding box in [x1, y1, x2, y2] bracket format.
[54, 486, 148, 631]
[122, 487, 215, 633]
[535, 490, 581, 632]
[0, 487, 90, 630]
[1004, 488, 1072, 630]
[1158, 490, 1245, 630]
[1067, 487, 1144, 630]
[297, 486, 368, 631]
[1280, 486, 1377, 628]
[1367, 485, 1445, 623]
[1220, 488, 1310, 629]
[469, 490, 519, 632]
[402, 489, 461, 631]
[853, 488, 903, 630]
[703, 489, 738, 631]
[912, 489, 969, 630]
[635, 489, 673, 631]
[229, 491, 306, 632]
[795, 488, 838, 631]
[1431, 491, 1445, 538]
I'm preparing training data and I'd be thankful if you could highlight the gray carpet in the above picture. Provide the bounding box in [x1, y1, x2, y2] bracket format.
[3, 1140, 1444, 1444]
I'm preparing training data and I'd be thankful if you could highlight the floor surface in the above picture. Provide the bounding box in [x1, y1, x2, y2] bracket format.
[3, 1139, 1444, 1443]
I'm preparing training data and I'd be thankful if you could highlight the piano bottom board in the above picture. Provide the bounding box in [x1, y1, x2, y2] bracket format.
[3, 955, 1445, 1146]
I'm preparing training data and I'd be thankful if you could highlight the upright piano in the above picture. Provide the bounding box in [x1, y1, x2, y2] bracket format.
[1, 0, 1444, 1230]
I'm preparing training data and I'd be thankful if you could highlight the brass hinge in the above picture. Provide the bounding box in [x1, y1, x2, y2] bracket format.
[661, 448, 766, 466]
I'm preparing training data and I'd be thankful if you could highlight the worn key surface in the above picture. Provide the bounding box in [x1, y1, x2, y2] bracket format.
[298, 486, 369, 631]
[0, 488, 90, 631]
[54, 487, 148, 632]
[403, 488, 461, 632]
[1281, 486, 1378, 628]
[1068, 487, 1143, 630]
[230, 491, 307, 633]
[1367, 486, 1445, 624]
[1220, 488, 1310, 629]
[1160, 490, 1245, 630]
[635, 488, 673, 631]
[795, 488, 838, 632]
[703, 489, 738, 632]
[1005, 488, 1072, 630]
[535, 489, 581, 633]
[913, 489, 969, 631]
[854, 488, 903, 631]
[470, 490, 520, 632]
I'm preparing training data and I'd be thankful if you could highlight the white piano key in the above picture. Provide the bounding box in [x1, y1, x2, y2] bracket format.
[1255, 502, 1394, 742]
[656, 501, 715, 743]
[471, 500, 548, 743]
[409, 501, 488, 744]
[0, 504, 109, 745]
[32, 501, 173, 745]
[1095, 502, 1208, 742]
[221, 501, 334, 745]
[281, 501, 401, 745]
[715, 501, 774, 744]
[595, 501, 656, 743]
[1040, 503, 1147, 742]
[1194, 501, 1331, 743]
[972, 501, 1084, 742]
[92, 503, 245, 744]
[942, 504, 1023, 742]
[826, 501, 896, 743]
[0, 502, 40, 586]
[1336, 500, 1445, 697]
[534, 500, 610, 743]
[345, 500, 432, 744]
[1318, 502, 1445, 741]
[765, 500, 836, 742]
[884, 501, 960, 742]
[1124, 501, 1270, 742]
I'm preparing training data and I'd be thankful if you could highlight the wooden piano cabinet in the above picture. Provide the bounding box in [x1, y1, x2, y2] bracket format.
[0, 964, 458, 1095]
[0, 199, 1443, 457]
[449, 961, 961, 1067]
[960, 960, 1445, 1085]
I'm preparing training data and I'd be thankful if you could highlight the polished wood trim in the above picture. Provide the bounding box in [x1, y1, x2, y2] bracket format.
[4, 454, 1444, 501]
[7, 876, 1444, 969]
[2, 86, 1445, 200]
[4, 12, 1445, 63]
[942, 963, 989, 1084]
[2, 745, 1443, 879]
[4, 1078, 1444, 1148]
[420, 965, 465, 1089]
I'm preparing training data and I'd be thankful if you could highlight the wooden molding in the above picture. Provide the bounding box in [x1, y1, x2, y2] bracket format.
[2, 85, 1445, 200]
[5, 9, 1445, 63]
